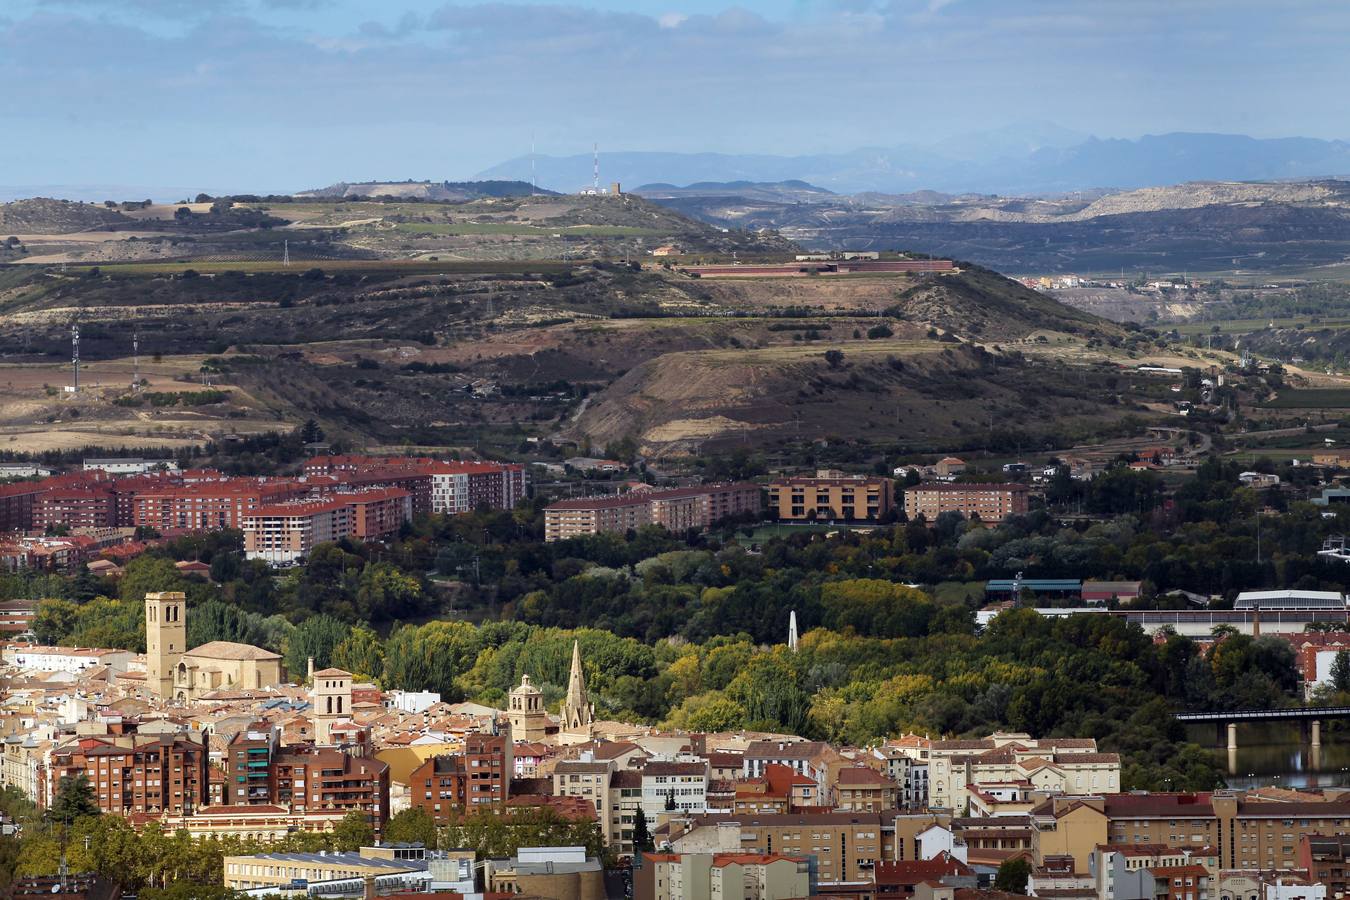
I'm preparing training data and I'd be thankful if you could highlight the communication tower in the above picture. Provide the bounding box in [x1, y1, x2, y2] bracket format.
[70, 324, 80, 393]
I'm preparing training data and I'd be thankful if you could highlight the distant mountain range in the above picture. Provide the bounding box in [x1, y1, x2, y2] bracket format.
[474, 131, 1350, 196]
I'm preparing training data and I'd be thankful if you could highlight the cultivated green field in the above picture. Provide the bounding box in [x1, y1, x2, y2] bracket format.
[1262, 390, 1350, 409]
[1173, 316, 1350, 336]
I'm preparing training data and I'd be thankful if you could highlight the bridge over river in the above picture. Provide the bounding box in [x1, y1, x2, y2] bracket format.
[1174, 706, 1350, 750]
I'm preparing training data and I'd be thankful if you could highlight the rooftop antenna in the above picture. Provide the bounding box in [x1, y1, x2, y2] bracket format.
[70, 323, 80, 393]
[593, 142, 600, 194]
[283, 239, 290, 268]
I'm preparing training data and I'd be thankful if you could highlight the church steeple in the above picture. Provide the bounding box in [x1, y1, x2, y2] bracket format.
[561, 640, 594, 731]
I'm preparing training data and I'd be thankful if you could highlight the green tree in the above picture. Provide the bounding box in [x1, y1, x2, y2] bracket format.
[47, 772, 100, 824]
[331, 810, 374, 852]
[632, 807, 654, 854]
[994, 857, 1031, 894]
[332, 624, 386, 680]
[384, 808, 437, 848]
[285, 614, 351, 678]
[1333, 650, 1350, 692]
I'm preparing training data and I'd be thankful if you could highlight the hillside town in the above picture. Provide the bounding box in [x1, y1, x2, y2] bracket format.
[3, 588, 1350, 900]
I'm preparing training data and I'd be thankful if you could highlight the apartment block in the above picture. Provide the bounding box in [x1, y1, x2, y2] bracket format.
[903, 482, 1030, 521]
[408, 732, 511, 820]
[636, 852, 811, 900]
[47, 732, 209, 815]
[766, 471, 893, 522]
[544, 483, 760, 541]
[1300, 833, 1350, 900]
[241, 497, 355, 564]
[668, 811, 893, 886]
[271, 745, 390, 831]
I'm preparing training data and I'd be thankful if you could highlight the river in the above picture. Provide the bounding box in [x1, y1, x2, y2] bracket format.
[1186, 722, 1350, 790]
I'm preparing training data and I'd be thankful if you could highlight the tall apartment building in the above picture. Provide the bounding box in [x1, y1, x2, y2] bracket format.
[47, 731, 209, 815]
[0, 483, 44, 532]
[766, 471, 893, 522]
[239, 489, 409, 563]
[241, 497, 353, 563]
[544, 483, 761, 541]
[226, 725, 282, 806]
[271, 745, 390, 831]
[33, 488, 115, 530]
[408, 732, 511, 820]
[424, 462, 528, 514]
[903, 482, 1030, 521]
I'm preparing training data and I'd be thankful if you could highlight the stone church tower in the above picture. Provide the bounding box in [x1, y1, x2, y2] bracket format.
[145, 591, 186, 699]
[312, 668, 353, 745]
[560, 640, 595, 732]
[508, 673, 550, 742]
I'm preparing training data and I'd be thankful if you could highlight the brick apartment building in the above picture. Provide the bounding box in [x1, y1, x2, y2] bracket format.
[0, 483, 44, 532]
[903, 482, 1030, 521]
[130, 481, 305, 531]
[408, 732, 511, 820]
[47, 732, 209, 815]
[766, 471, 893, 522]
[1299, 833, 1350, 900]
[220, 726, 388, 831]
[271, 745, 390, 829]
[34, 488, 116, 530]
[240, 489, 409, 563]
[543, 483, 760, 541]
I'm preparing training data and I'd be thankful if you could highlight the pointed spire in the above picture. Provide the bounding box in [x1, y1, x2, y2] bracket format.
[788, 610, 800, 652]
[562, 639, 594, 731]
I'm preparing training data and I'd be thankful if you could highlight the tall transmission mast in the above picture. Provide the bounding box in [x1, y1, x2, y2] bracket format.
[592, 143, 599, 194]
[283, 240, 290, 268]
[132, 328, 140, 389]
[70, 324, 80, 393]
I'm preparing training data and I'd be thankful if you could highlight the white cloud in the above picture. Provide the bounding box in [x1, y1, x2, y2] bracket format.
[658, 11, 687, 28]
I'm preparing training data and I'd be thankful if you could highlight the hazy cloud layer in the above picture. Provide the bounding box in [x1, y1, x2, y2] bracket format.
[3, 0, 1349, 193]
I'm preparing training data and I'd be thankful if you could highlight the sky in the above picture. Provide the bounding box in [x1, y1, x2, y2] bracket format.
[3, 0, 1350, 195]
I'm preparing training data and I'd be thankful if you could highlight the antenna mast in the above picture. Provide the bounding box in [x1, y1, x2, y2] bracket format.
[283, 239, 290, 268]
[593, 143, 599, 194]
[132, 327, 140, 389]
[70, 324, 80, 393]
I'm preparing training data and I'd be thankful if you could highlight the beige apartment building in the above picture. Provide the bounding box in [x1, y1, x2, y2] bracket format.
[636, 852, 811, 900]
[767, 471, 893, 522]
[544, 484, 761, 542]
[668, 812, 894, 886]
[928, 733, 1119, 813]
[904, 482, 1030, 521]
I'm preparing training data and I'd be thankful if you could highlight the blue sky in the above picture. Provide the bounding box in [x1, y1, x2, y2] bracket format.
[3, 0, 1350, 194]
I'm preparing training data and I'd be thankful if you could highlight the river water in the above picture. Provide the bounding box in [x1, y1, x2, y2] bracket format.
[1186, 722, 1350, 790]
